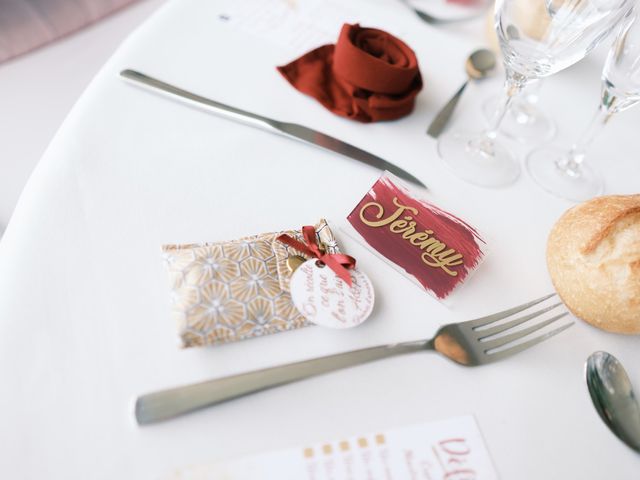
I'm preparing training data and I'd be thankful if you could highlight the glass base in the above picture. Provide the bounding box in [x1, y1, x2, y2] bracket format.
[437, 132, 520, 188]
[483, 96, 556, 144]
[526, 147, 603, 202]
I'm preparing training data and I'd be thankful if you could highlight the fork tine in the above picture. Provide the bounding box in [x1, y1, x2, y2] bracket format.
[481, 312, 569, 351]
[467, 293, 557, 328]
[484, 321, 574, 363]
[475, 302, 563, 339]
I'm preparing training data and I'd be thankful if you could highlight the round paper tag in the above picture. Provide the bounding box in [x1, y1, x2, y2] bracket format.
[289, 259, 375, 329]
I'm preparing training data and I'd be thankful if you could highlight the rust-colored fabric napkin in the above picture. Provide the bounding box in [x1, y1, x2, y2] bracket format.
[277, 23, 422, 123]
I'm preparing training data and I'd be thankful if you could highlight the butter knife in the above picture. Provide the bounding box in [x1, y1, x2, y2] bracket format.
[120, 70, 425, 188]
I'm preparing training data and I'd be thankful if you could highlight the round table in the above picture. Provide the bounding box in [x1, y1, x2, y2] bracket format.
[1, 0, 638, 478]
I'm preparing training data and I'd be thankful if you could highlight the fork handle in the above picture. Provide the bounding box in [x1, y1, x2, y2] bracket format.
[135, 341, 428, 425]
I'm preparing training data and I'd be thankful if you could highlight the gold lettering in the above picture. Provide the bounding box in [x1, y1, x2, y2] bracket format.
[418, 237, 438, 249]
[400, 222, 417, 239]
[407, 232, 429, 245]
[421, 251, 465, 276]
[389, 219, 408, 232]
[359, 198, 419, 227]
[424, 240, 446, 257]
[358, 197, 465, 276]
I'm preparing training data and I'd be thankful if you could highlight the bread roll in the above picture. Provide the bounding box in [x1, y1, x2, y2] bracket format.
[547, 195, 640, 334]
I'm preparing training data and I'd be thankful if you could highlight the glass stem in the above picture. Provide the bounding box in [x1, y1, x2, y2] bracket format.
[557, 103, 614, 177]
[484, 72, 529, 142]
[524, 79, 542, 106]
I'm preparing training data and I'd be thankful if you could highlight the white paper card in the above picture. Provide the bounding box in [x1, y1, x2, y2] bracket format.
[169, 416, 498, 479]
[215, 0, 360, 53]
[289, 259, 375, 329]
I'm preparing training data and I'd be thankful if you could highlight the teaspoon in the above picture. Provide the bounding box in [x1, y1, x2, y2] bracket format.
[585, 351, 640, 453]
[427, 48, 496, 138]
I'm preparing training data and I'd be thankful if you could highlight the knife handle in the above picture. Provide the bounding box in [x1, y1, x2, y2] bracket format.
[135, 341, 426, 425]
[120, 69, 427, 189]
[426, 80, 468, 138]
[120, 69, 278, 133]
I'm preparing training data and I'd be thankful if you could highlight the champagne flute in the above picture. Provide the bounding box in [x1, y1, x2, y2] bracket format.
[482, 79, 557, 144]
[526, 12, 640, 201]
[437, 0, 635, 188]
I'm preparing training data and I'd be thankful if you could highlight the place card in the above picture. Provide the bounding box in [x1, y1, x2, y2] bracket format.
[168, 416, 498, 479]
[346, 173, 487, 300]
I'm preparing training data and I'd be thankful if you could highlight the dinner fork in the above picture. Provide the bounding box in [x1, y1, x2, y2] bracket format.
[136, 293, 571, 425]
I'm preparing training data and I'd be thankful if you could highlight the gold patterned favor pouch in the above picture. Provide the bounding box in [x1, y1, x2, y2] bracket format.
[162, 220, 339, 348]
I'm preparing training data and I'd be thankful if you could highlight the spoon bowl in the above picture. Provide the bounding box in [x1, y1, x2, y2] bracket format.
[585, 351, 640, 453]
[466, 49, 497, 80]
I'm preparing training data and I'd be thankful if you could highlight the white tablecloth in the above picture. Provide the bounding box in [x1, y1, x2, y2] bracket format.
[0, 0, 638, 478]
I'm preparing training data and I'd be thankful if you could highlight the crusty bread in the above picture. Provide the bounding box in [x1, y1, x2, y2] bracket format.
[547, 195, 640, 334]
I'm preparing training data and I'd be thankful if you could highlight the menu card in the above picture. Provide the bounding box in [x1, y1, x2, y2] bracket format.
[214, 0, 405, 56]
[168, 416, 498, 479]
[216, 0, 360, 53]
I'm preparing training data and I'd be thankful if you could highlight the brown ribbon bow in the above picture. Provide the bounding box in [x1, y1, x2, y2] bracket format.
[277, 226, 356, 286]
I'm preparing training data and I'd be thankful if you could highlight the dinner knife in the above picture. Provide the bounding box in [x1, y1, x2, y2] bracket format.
[120, 69, 426, 188]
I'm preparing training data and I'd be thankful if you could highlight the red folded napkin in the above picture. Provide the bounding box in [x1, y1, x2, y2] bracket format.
[277, 23, 423, 123]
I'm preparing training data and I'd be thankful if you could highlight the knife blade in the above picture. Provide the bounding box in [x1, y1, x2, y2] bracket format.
[120, 69, 426, 188]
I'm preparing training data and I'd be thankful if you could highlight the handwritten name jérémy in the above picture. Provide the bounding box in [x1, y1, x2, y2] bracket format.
[359, 197, 463, 276]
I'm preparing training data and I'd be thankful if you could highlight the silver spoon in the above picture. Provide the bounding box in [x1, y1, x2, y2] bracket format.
[427, 49, 496, 138]
[585, 351, 640, 453]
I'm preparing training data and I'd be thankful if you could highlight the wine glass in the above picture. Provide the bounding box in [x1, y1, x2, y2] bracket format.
[482, 79, 557, 144]
[437, 0, 635, 188]
[526, 12, 640, 201]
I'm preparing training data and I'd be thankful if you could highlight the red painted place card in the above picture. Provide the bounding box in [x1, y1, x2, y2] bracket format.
[347, 173, 486, 300]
